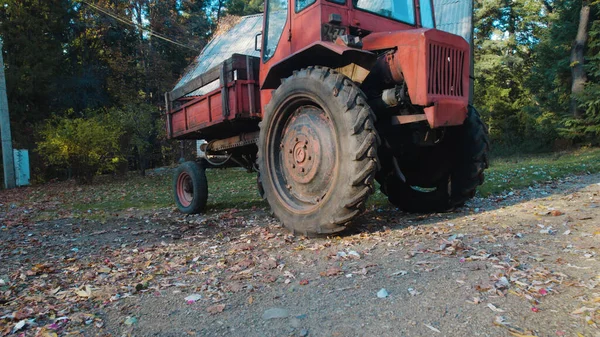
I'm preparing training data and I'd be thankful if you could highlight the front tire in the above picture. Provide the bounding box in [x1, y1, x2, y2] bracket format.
[382, 106, 489, 212]
[173, 161, 208, 214]
[258, 67, 379, 235]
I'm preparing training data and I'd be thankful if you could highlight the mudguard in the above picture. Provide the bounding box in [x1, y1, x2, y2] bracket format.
[261, 41, 377, 89]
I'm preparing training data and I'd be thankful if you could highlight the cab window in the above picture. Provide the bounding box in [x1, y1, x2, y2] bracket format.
[420, 0, 434, 28]
[296, 0, 317, 12]
[354, 0, 415, 25]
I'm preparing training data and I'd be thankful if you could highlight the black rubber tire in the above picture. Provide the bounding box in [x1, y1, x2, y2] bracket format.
[258, 67, 379, 235]
[383, 106, 489, 212]
[173, 161, 208, 214]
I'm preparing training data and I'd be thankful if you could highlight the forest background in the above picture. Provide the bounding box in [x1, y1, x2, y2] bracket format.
[0, 0, 598, 183]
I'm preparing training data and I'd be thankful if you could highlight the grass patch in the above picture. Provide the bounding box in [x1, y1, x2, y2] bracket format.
[481, 147, 600, 196]
[71, 174, 173, 212]
[71, 168, 265, 213]
[205, 168, 264, 210]
[67, 147, 600, 213]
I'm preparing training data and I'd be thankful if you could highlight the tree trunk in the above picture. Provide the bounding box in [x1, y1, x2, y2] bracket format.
[216, 0, 224, 23]
[570, 1, 590, 118]
[139, 155, 147, 177]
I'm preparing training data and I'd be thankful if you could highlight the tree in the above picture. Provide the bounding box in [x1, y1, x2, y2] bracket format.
[568, 4, 600, 143]
[528, 0, 579, 117]
[570, 0, 591, 118]
[0, 0, 74, 147]
[473, 0, 546, 150]
[225, 0, 263, 16]
[108, 102, 162, 176]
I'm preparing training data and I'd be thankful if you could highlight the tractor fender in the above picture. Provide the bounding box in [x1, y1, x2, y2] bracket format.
[261, 41, 377, 89]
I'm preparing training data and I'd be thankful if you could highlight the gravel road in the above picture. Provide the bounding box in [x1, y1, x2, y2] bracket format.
[1, 174, 599, 337]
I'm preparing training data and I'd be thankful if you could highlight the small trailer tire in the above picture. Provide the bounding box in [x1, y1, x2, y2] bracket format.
[173, 161, 208, 214]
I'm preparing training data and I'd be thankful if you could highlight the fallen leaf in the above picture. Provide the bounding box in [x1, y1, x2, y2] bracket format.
[508, 332, 536, 337]
[323, 267, 341, 277]
[75, 285, 92, 298]
[423, 323, 440, 333]
[571, 307, 596, 315]
[38, 330, 58, 337]
[207, 304, 225, 314]
[475, 285, 492, 292]
[124, 316, 137, 325]
[12, 320, 26, 333]
[466, 297, 481, 305]
[185, 294, 202, 303]
[487, 303, 506, 312]
[494, 316, 534, 335]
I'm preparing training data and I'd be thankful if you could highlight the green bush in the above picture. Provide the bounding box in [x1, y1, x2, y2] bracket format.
[37, 114, 124, 184]
[106, 102, 163, 176]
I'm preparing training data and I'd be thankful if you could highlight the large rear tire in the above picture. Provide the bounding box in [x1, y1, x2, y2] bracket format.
[382, 106, 489, 212]
[258, 67, 379, 235]
[173, 161, 208, 214]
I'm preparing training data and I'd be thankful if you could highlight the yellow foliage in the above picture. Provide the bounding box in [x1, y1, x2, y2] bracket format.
[37, 114, 124, 183]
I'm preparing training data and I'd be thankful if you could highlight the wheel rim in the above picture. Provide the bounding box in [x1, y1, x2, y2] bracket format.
[267, 97, 337, 213]
[176, 172, 194, 207]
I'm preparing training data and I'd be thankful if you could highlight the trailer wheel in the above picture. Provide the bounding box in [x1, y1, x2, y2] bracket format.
[173, 161, 208, 214]
[382, 106, 489, 212]
[258, 67, 379, 235]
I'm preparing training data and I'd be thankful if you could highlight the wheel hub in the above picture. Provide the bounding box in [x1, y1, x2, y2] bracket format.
[177, 172, 193, 207]
[276, 105, 336, 206]
[283, 132, 321, 184]
[294, 145, 306, 163]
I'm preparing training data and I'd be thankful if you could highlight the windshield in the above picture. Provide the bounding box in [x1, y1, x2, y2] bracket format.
[355, 0, 415, 25]
[263, 0, 288, 62]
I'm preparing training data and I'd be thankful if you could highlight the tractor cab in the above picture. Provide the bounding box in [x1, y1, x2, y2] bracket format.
[259, 0, 471, 129]
[262, 0, 436, 62]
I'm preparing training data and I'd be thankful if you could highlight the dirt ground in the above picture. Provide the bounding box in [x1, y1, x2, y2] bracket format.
[1, 173, 599, 337]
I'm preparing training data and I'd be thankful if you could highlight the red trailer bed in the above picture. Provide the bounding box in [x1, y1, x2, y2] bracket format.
[165, 54, 261, 141]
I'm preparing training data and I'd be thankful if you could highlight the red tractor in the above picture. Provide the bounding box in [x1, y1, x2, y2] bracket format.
[166, 0, 489, 235]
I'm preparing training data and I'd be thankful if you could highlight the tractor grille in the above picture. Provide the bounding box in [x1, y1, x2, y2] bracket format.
[427, 43, 465, 97]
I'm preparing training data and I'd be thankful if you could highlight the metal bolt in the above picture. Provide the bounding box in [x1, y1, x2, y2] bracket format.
[301, 168, 305, 173]
[292, 164, 296, 169]
[308, 156, 312, 160]
[295, 137, 299, 141]
[303, 145, 307, 149]
[289, 149, 293, 154]
[305, 140, 308, 144]
[286, 184, 292, 190]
